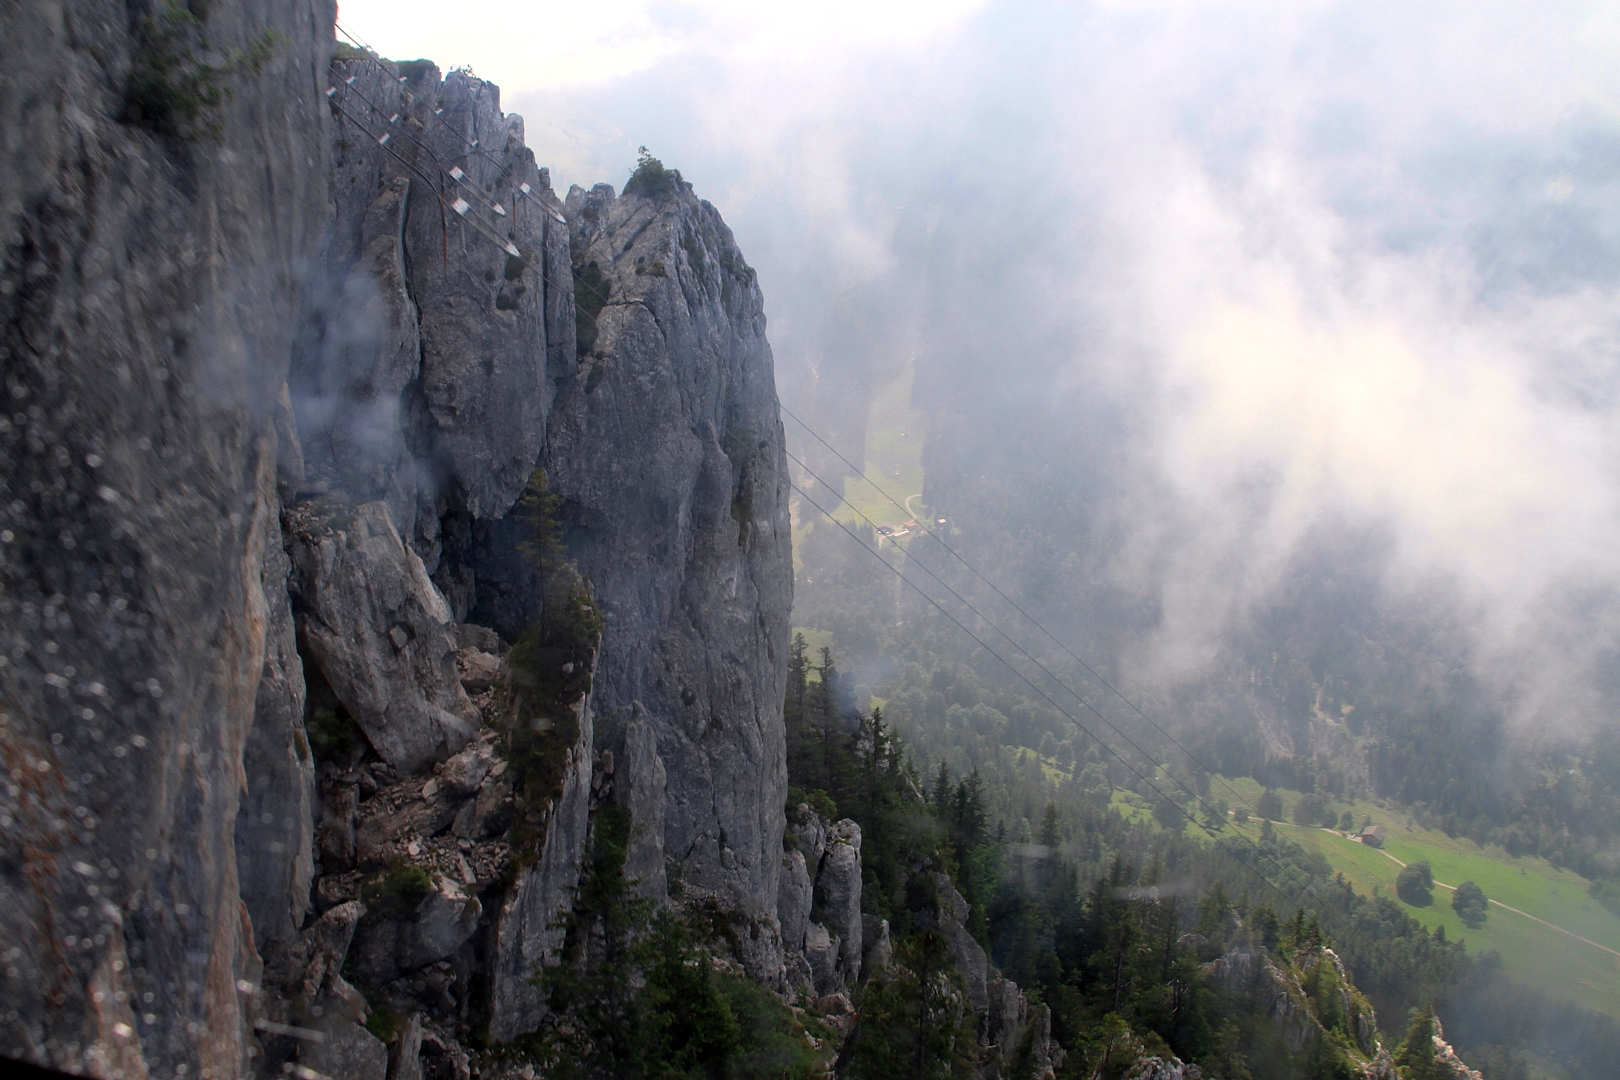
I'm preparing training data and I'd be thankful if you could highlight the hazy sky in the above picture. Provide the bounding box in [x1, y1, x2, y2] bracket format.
[338, 1, 1620, 732]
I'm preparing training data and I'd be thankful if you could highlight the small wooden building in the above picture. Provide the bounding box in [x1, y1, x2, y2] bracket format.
[1359, 824, 1387, 848]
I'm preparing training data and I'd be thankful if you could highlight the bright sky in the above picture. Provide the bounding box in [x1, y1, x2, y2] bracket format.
[334, 0, 992, 92]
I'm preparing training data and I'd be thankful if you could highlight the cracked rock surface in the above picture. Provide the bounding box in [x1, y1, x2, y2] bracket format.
[0, 21, 792, 1077]
[289, 501, 480, 774]
[483, 177, 794, 919]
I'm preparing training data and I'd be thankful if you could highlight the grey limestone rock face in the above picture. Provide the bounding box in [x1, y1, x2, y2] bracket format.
[0, 4, 332, 1075]
[305, 1022, 390, 1080]
[784, 950, 815, 1002]
[300, 900, 368, 1001]
[389, 1011, 426, 1080]
[236, 525, 318, 948]
[456, 647, 501, 693]
[983, 978, 1064, 1077]
[1029, 1004, 1064, 1080]
[1127, 1057, 1201, 1080]
[420, 1019, 473, 1080]
[986, 977, 1023, 1054]
[303, 993, 390, 1080]
[931, 872, 990, 1015]
[289, 501, 479, 773]
[352, 780, 461, 868]
[451, 770, 515, 840]
[1429, 1016, 1485, 1080]
[1363, 1048, 1399, 1080]
[1304, 948, 1376, 1055]
[261, 899, 386, 1077]
[517, 178, 794, 919]
[778, 807, 868, 998]
[1205, 947, 1317, 1053]
[789, 805, 828, 870]
[777, 848, 813, 954]
[728, 907, 788, 992]
[1, 13, 795, 1068]
[818, 819, 863, 986]
[485, 664, 596, 1042]
[318, 772, 361, 871]
[455, 623, 505, 654]
[353, 873, 483, 987]
[615, 704, 669, 899]
[439, 738, 496, 796]
[803, 922, 842, 998]
[294, 62, 574, 558]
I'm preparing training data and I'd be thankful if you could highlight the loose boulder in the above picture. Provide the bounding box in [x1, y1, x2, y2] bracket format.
[290, 501, 480, 773]
[354, 874, 483, 987]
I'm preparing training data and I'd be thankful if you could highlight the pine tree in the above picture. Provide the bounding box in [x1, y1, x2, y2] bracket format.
[516, 468, 567, 636]
[855, 707, 897, 824]
[534, 809, 743, 1079]
[1394, 1005, 1448, 1080]
[950, 770, 988, 848]
[811, 646, 847, 797]
[848, 930, 979, 1079]
[533, 807, 653, 1078]
[784, 633, 812, 789]
[1196, 881, 1230, 954]
[1039, 802, 1061, 847]
[931, 761, 953, 817]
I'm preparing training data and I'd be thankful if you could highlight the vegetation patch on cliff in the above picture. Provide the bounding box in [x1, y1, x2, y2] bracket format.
[622, 146, 682, 200]
[122, 2, 276, 141]
[501, 803, 827, 1079]
[361, 858, 434, 921]
[573, 260, 611, 357]
[497, 469, 603, 875]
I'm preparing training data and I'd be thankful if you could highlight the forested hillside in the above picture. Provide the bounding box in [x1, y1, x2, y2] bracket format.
[789, 509, 1620, 1078]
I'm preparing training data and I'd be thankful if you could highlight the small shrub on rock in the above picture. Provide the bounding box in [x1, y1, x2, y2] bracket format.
[362, 859, 434, 921]
[622, 146, 681, 199]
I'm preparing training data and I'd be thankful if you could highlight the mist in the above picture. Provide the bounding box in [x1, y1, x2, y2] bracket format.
[350, 0, 1620, 740]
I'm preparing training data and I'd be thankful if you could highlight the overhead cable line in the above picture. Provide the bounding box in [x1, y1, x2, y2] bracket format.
[780, 402, 1261, 820]
[328, 80, 612, 331]
[784, 448, 1410, 971]
[330, 63, 565, 229]
[321, 28, 1409, 969]
[786, 447, 1227, 828]
[330, 21, 678, 341]
[327, 96, 522, 259]
[334, 20, 527, 183]
[793, 476, 1419, 977]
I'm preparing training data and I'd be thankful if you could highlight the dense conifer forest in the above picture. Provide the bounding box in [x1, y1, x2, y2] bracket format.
[784, 540, 1620, 1080]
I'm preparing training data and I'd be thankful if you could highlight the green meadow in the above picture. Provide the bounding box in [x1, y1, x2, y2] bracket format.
[789, 361, 924, 573]
[1211, 777, 1620, 1021]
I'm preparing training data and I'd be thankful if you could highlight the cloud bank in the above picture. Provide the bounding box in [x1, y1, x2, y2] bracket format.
[346, 0, 1620, 736]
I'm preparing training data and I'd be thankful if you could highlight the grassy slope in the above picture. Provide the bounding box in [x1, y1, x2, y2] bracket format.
[1211, 777, 1620, 1021]
[790, 362, 922, 574]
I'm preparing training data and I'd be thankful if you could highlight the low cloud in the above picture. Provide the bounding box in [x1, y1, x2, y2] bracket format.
[358, 0, 1620, 738]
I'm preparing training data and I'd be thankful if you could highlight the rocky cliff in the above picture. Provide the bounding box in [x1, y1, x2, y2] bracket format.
[0, 5, 791, 1077]
[1, 0, 333, 1075]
